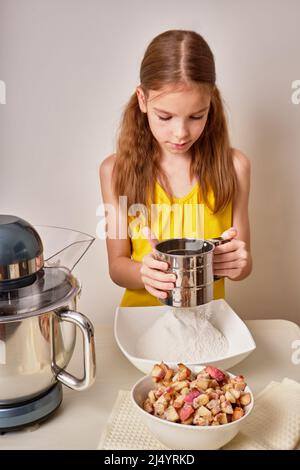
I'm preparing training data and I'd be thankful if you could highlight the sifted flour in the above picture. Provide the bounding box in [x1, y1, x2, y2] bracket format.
[135, 307, 228, 363]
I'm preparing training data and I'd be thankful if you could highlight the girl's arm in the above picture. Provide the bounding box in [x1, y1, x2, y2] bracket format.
[99, 155, 144, 289]
[99, 155, 176, 295]
[213, 149, 252, 281]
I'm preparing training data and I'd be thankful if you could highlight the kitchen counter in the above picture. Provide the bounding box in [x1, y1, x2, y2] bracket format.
[0, 319, 299, 450]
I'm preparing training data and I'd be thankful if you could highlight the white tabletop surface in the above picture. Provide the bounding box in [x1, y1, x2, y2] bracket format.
[0, 319, 299, 450]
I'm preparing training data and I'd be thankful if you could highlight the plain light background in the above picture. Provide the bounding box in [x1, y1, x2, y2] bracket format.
[0, 0, 299, 325]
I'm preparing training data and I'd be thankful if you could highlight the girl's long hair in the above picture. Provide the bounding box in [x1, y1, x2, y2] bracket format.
[113, 30, 237, 213]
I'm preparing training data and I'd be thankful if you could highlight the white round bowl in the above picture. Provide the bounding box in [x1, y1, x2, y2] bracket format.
[131, 370, 254, 450]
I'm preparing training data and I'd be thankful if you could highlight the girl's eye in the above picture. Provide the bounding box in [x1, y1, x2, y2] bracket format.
[157, 115, 204, 121]
[158, 116, 171, 121]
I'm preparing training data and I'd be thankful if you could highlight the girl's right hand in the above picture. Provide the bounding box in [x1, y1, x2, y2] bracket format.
[140, 228, 176, 299]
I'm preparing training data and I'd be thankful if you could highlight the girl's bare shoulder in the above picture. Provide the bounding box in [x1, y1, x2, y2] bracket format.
[99, 154, 117, 203]
[231, 148, 251, 180]
[99, 153, 116, 180]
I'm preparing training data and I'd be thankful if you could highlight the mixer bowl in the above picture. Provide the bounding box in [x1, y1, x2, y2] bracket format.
[0, 270, 96, 404]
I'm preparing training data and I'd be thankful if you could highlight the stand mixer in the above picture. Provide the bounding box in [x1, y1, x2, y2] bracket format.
[0, 215, 96, 431]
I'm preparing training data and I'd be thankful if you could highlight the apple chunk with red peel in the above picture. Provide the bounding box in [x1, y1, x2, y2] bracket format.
[151, 362, 174, 383]
[183, 389, 201, 404]
[151, 364, 165, 382]
[204, 366, 226, 382]
[179, 404, 194, 422]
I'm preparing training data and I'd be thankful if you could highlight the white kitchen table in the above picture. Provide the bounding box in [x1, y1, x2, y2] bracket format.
[0, 319, 299, 450]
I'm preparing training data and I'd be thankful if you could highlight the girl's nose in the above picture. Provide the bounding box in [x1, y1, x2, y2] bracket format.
[173, 121, 189, 141]
[173, 120, 189, 144]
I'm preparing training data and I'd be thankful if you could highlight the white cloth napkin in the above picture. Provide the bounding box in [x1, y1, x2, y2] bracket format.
[223, 378, 300, 450]
[98, 378, 300, 450]
[98, 390, 167, 450]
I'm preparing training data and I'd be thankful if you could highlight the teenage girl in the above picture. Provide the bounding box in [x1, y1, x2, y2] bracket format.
[100, 30, 252, 307]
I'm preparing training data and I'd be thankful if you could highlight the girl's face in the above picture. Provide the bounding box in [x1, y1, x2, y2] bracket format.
[137, 84, 211, 158]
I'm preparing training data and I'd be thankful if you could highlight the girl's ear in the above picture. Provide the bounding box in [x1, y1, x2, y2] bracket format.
[136, 86, 147, 113]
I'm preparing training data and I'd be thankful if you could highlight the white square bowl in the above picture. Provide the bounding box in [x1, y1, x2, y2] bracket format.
[114, 299, 256, 373]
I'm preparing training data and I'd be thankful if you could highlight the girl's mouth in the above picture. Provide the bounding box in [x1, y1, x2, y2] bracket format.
[169, 142, 189, 149]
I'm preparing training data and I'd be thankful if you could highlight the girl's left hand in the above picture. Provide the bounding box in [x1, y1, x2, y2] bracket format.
[213, 227, 251, 281]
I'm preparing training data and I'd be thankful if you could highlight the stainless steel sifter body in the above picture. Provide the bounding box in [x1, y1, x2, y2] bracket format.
[155, 237, 228, 308]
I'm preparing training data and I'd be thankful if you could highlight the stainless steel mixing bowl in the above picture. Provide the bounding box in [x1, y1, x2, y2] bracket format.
[0, 270, 96, 404]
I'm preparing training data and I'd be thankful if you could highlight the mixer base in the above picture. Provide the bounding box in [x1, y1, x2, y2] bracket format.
[0, 383, 62, 432]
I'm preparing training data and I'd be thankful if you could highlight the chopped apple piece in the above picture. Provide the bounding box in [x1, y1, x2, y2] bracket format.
[204, 366, 226, 382]
[164, 405, 179, 422]
[232, 407, 245, 421]
[179, 403, 194, 422]
[151, 364, 165, 382]
[183, 389, 201, 404]
[240, 392, 251, 406]
[193, 393, 209, 408]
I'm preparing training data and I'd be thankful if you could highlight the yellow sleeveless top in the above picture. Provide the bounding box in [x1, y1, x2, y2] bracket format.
[120, 181, 232, 307]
